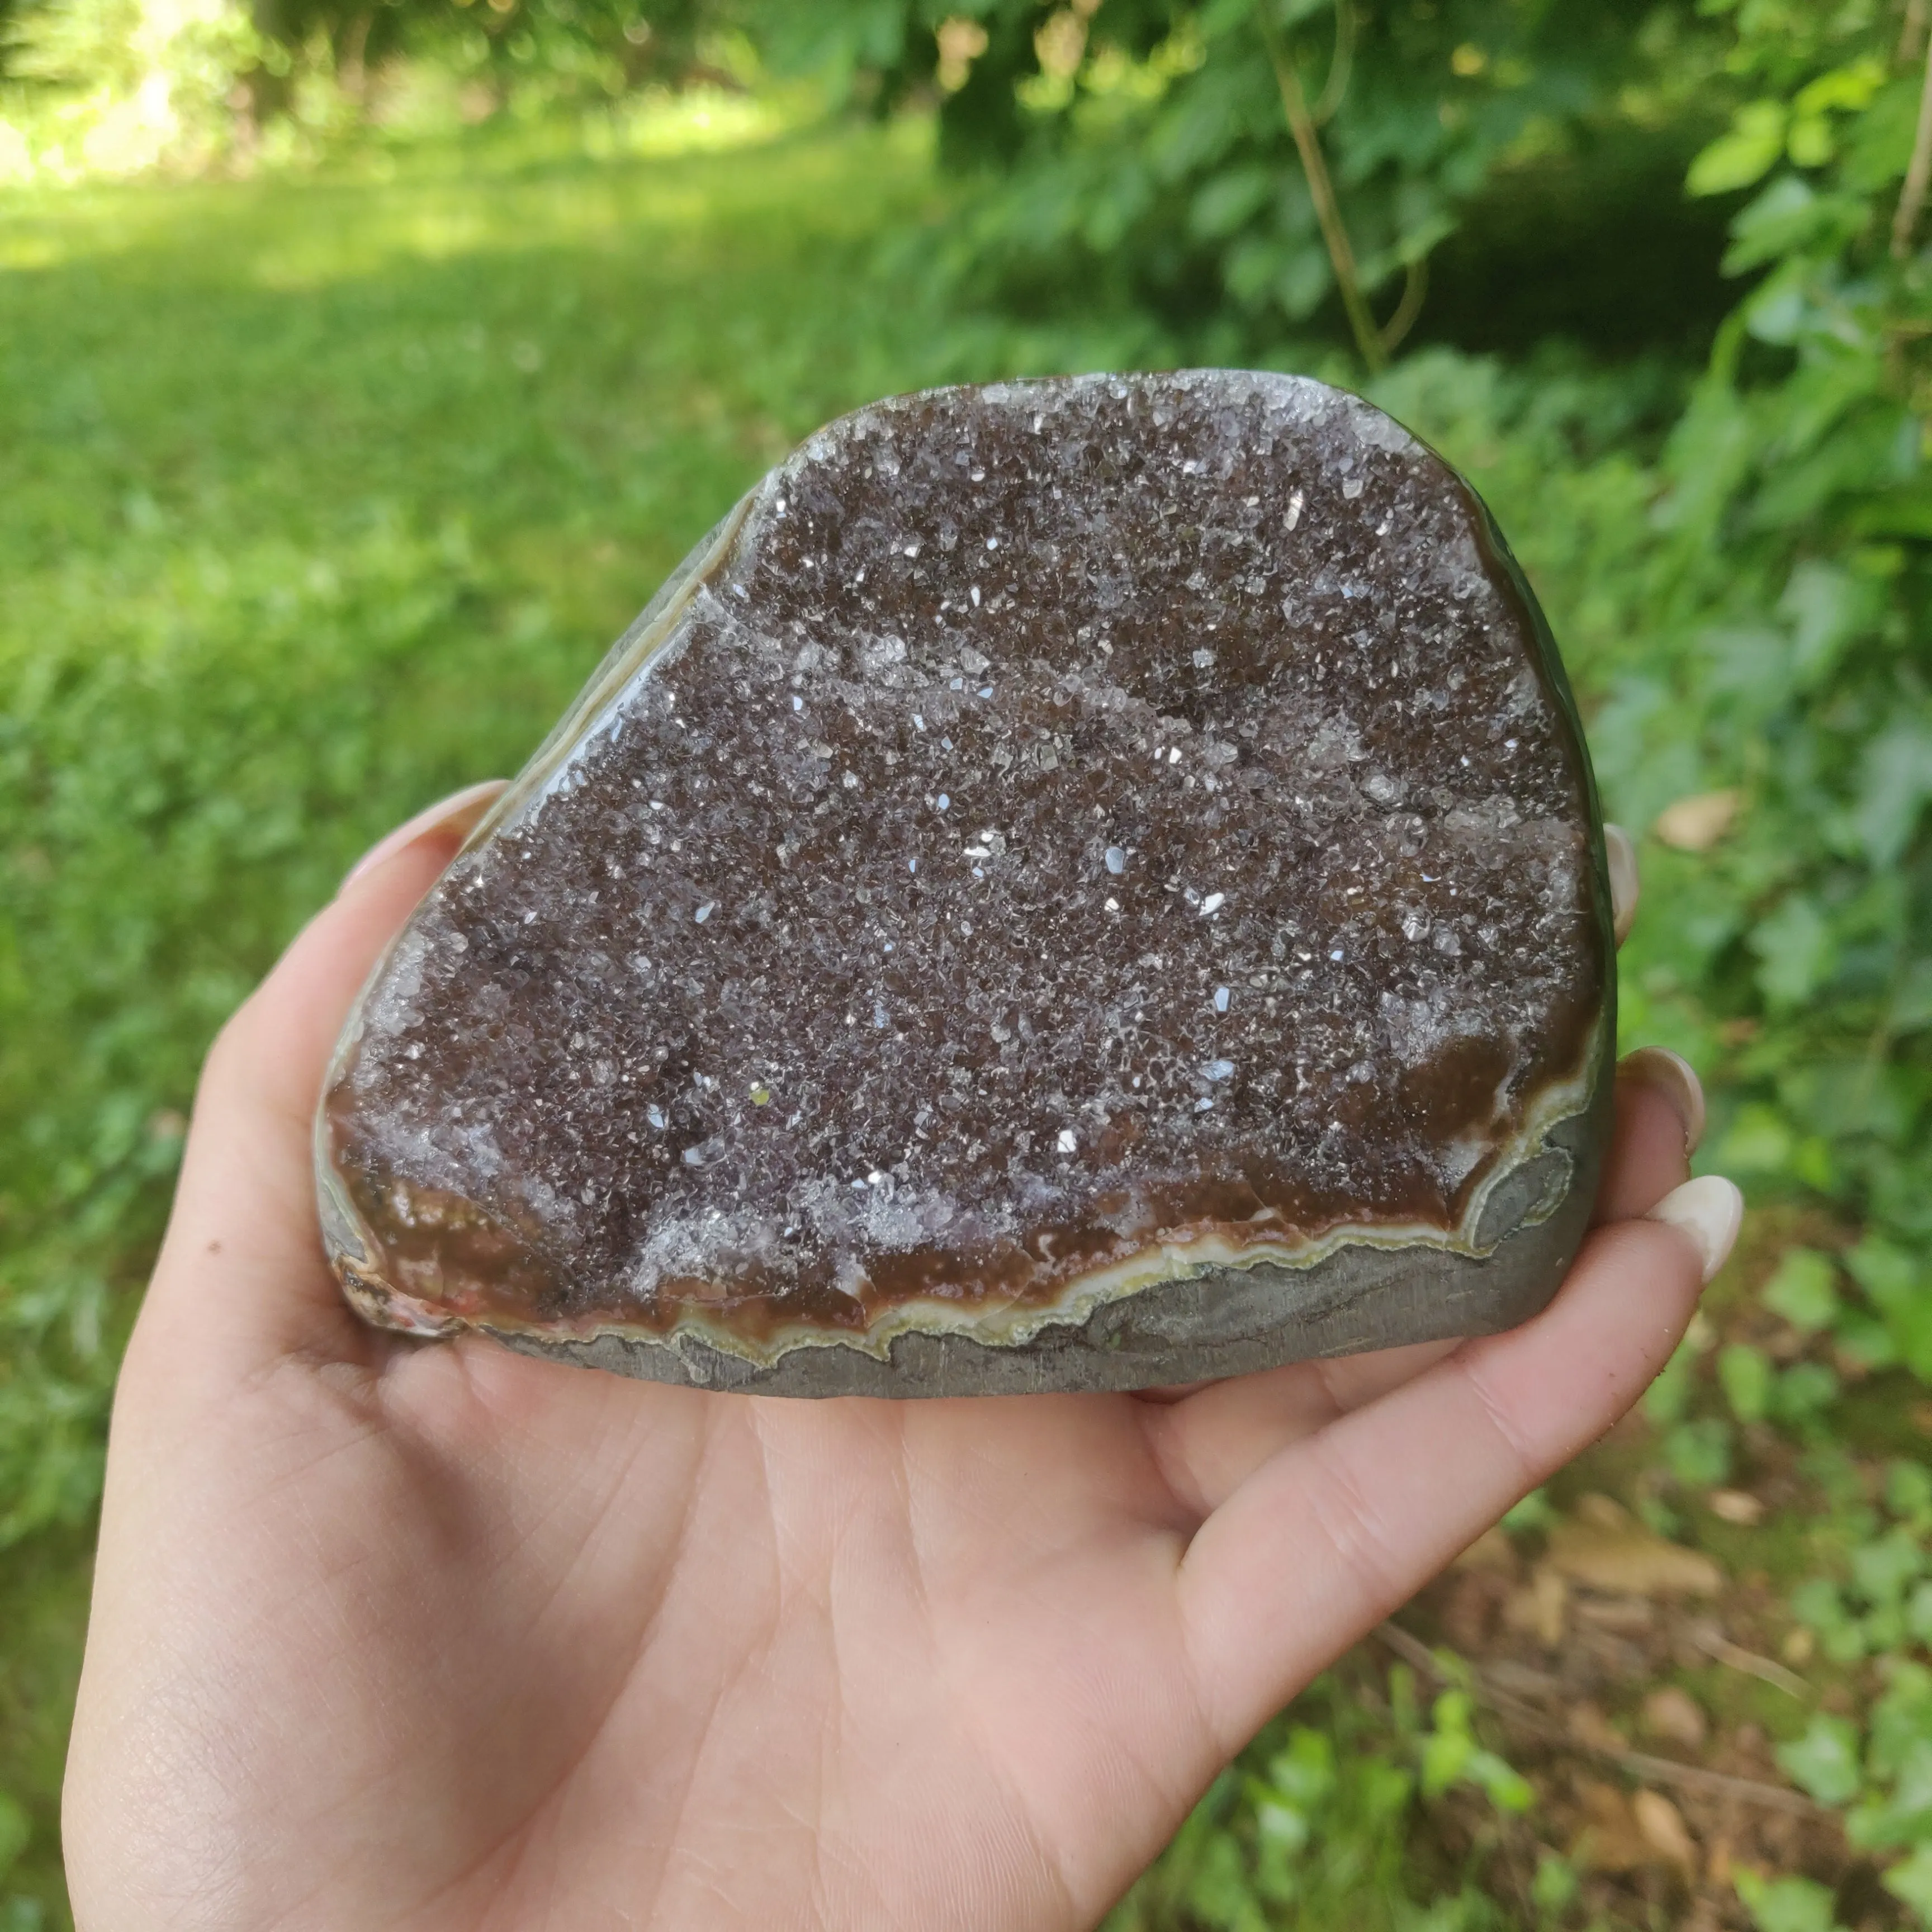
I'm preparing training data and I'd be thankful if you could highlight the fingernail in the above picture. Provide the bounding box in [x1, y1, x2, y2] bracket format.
[340, 780, 508, 892]
[1645, 1176, 1743, 1286]
[1618, 1046, 1706, 1155]
[1604, 823, 1639, 945]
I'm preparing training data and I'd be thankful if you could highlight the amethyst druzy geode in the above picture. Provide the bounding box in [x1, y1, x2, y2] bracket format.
[316, 371, 1614, 1396]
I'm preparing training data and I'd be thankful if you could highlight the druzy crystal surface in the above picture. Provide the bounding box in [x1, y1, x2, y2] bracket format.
[318, 371, 1614, 1396]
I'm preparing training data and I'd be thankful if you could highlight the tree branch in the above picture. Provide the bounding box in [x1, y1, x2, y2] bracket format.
[1257, 3, 1386, 371]
[1258, 4, 1427, 370]
[1311, 0, 1355, 126]
[1379, 257, 1429, 356]
[1892, 28, 1932, 258]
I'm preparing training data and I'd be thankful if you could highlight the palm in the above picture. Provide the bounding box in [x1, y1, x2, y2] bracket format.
[66, 819, 1707, 1932]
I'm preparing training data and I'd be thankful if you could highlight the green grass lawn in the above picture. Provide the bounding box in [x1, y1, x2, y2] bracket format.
[0, 109, 973, 1924]
[3, 106, 1927, 1932]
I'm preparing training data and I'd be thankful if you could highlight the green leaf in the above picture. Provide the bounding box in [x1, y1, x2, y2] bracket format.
[1887, 1461, 1932, 1526]
[1531, 1852, 1578, 1913]
[1848, 1238, 1920, 1307]
[1852, 1529, 1925, 1607]
[1197, 0, 1257, 35]
[1779, 559, 1881, 688]
[1762, 1248, 1840, 1334]
[1793, 58, 1886, 117]
[1502, 1487, 1554, 1532]
[1774, 1361, 1839, 1427]
[1190, 165, 1275, 242]
[1787, 115, 1834, 168]
[1911, 1582, 1932, 1645]
[1854, 719, 1932, 868]
[1665, 1418, 1734, 1488]
[1719, 1342, 1773, 1423]
[1736, 1871, 1843, 1932]
[1750, 895, 1838, 1011]
[1644, 1338, 1696, 1425]
[1848, 1240, 1932, 1381]
[1714, 1104, 1796, 1177]
[1689, 101, 1789, 197]
[1868, 1664, 1932, 1780]
[1791, 1576, 1850, 1636]
[0, 1795, 26, 1884]
[1467, 1749, 1533, 1813]
[1776, 1714, 1863, 1807]
[1883, 1844, 1932, 1925]
[1264, 1727, 1337, 1808]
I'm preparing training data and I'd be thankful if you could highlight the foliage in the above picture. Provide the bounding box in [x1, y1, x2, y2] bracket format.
[764, 0, 1741, 362]
[4, 0, 1932, 1924]
[1106, 1665, 1527, 1932]
[1, 0, 262, 177]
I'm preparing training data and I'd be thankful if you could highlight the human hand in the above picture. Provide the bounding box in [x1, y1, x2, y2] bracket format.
[64, 795, 1739, 1932]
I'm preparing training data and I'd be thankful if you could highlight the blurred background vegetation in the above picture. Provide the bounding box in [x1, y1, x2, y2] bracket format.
[3, 0, 1932, 1926]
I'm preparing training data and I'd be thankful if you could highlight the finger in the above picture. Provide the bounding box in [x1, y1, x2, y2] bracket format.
[1141, 1338, 1460, 1519]
[134, 784, 508, 1379]
[1176, 1177, 1739, 1756]
[1606, 823, 1639, 946]
[1149, 1038, 1706, 1519]
[1592, 1048, 1703, 1225]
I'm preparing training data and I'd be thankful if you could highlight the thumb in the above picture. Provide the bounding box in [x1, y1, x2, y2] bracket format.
[131, 783, 507, 1388]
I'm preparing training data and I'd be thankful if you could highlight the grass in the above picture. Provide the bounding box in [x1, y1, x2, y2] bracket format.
[2, 101, 1928, 1932]
[0, 107, 968, 1924]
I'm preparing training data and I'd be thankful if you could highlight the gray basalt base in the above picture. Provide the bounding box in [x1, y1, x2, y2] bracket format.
[478, 1088, 1607, 1396]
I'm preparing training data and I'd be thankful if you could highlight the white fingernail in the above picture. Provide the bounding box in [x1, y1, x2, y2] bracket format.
[1605, 823, 1639, 945]
[1618, 1046, 1707, 1155]
[341, 780, 508, 892]
[1645, 1176, 1742, 1285]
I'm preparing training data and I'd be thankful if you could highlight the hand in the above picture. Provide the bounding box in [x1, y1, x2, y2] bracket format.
[63, 795, 1738, 1932]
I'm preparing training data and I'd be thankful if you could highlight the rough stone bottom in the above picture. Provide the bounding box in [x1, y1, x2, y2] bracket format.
[476, 1096, 1605, 1399]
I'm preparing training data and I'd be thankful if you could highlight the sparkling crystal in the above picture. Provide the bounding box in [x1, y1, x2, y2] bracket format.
[318, 372, 1614, 1395]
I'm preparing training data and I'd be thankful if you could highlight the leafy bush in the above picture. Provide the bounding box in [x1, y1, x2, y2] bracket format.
[1107, 1665, 1529, 1932]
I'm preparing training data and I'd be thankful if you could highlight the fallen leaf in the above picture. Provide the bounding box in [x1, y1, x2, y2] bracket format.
[1572, 1780, 1652, 1874]
[1708, 1489, 1765, 1526]
[1504, 1563, 1569, 1645]
[1547, 1497, 1722, 1597]
[1706, 1834, 1735, 1890]
[1654, 788, 1741, 851]
[1574, 1592, 1655, 1632]
[1641, 1685, 1710, 1751]
[1575, 1493, 1630, 1527]
[1633, 1788, 1698, 1877]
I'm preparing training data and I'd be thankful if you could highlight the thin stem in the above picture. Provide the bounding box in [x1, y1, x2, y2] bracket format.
[1900, 0, 1928, 68]
[1892, 29, 1932, 258]
[1379, 255, 1428, 355]
[1258, 4, 1385, 371]
[1311, 0, 1355, 126]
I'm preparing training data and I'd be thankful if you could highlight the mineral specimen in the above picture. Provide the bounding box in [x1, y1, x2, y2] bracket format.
[317, 371, 1614, 1396]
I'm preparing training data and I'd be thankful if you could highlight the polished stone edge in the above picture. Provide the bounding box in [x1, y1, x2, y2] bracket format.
[323, 1014, 1612, 1393]
[455, 1055, 1612, 1399]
